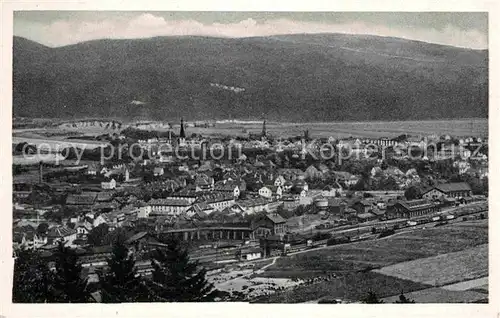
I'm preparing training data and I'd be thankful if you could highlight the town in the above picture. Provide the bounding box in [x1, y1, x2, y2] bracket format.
[12, 118, 489, 303]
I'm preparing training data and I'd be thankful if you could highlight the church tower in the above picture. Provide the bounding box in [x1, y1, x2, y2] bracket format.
[179, 118, 186, 146]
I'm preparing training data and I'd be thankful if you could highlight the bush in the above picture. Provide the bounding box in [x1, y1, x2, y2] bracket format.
[326, 236, 350, 246]
[378, 229, 395, 238]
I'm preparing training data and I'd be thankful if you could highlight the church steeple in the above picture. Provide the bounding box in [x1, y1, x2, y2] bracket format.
[179, 118, 186, 139]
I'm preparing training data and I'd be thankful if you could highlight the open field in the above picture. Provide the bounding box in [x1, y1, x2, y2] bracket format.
[13, 118, 487, 140]
[373, 245, 488, 286]
[381, 286, 487, 303]
[137, 119, 488, 139]
[255, 271, 431, 303]
[263, 219, 487, 278]
[441, 277, 488, 292]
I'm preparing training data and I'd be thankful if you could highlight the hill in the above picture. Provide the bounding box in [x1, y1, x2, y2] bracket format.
[12, 34, 488, 122]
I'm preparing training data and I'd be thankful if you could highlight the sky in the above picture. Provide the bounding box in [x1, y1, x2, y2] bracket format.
[13, 12, 488, 49]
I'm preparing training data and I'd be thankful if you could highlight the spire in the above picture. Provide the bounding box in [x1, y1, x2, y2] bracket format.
[179, 118, 185, 139]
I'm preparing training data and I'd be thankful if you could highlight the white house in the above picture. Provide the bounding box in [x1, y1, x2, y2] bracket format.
[259, 186, 282, 199]
[259, 186, 273, 199]
[240, 248, 262, 261]
[101, 178, 116, 190]
[137, 205, 152, 218]
[153, 167, 165, 176]
[274, 175, 286, 187]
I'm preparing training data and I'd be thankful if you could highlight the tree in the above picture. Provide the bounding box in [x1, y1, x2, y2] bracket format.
[394, 291, 415, 303]
[36, 223, 49, 236]
[87, 223, 109, 246]
[404, 185, 423, 200]
[99, 238, 150, 303]
[150, 238, 216, 302]
[12, 248, 55, 303]
[362, 291, 384, 304]
[52, 242, 91, 302]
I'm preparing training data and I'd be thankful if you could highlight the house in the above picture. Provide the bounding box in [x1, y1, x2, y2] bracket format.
[101, 178, 117, 190]
[196, 192, 235, 212]
[239, 247, 262, 261]
[274, 175, 286, 187]
[214, 180, 241, 198]
[258, 185, 283, 199]
[236, 197, 270, 215]
[332, 171, 359, 186]
[252, 213, 287, 238]
[321, 182, 343, 197]
[282, 195, 300, 211]
[194, 174, 215, 192]
[386, 199, 440, 219]
[65, 193, 97, 207]
[137, 205, 152, 218]
[76, 222, 93, 238]
[304, 165, 323, 180]
[422, 182, 473, 200]
[153, 167, 165, 176]
[47, 226, 78, 245]
[185, 202, 215, 217]
[356, 212, 379, 223]
[86, 163, 100, 175]
[258, 186, 273, 199]
[13, 225, 48, 249]
[351, 200, 372, 214]
[93, 212, 126, 229]
[327, 198, 347, 215]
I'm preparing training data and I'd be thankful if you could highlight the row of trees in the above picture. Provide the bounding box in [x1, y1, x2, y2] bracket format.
[13, 238, 217, 303]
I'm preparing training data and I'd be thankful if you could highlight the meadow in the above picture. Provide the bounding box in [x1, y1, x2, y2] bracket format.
[373, 244, 488, 286]
[13, 118, 488, 140]
[262, 219, 488, 278]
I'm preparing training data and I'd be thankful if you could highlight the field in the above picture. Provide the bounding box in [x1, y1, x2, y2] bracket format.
[373, 244, 488, 286]
[138, 119, 488, 139]
[263, 220, 488, 278]
[381, 286, 488, 303]
[13, 118, 488, 141]
[255, 271, 431, 303]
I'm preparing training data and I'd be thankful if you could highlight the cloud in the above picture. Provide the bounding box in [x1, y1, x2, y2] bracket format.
[131, 100, 146, 105]
[17, 13, 487, 49]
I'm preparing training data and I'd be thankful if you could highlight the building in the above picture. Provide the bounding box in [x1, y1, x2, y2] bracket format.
[282, 195, 300, 211]
[239, 247, 262, 261]
[351, 200, 372, 214]
[153, 167, 165, 176]
[47, 226, 78, 245]
[386, 199, 440, 219]
[214, 180, 241, 198]
[65, 193, 98, 207]
[259, 185, 283, 199]
[252, 213, 287, 238]
[149, 198, 193, 216]
[236, 197, 271, 215]
[422, 182, 473, 200]
[194, 174, 215, 192]
[101, 178, 117, 190]
[196, 192, 235, 212]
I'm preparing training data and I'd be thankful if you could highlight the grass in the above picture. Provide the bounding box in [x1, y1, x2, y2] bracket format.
[263, 220, 488, 278]
[254, 271, 431, 303]
[373, 245, 488, 286]
[381, 287, 488, 303]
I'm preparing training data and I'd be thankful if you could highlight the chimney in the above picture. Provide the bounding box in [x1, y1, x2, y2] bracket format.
[39, 161, 43, 184]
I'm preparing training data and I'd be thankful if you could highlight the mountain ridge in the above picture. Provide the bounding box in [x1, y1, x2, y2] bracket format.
[12, 34, 488, 122]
